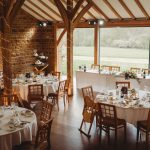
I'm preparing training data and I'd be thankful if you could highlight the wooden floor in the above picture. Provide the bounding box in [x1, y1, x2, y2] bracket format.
[14, 88, 149, 150]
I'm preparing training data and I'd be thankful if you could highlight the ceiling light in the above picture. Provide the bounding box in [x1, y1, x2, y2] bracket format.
[43, 22, 47, 27]
[98, 19, 105, 26]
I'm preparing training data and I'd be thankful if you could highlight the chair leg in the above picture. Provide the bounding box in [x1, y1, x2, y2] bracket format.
[115, 128, 117, 144]
[146, 131, 149, 147]
[124, 125, 126, 143]
[56, 99, 59, 111]
[79, 119, 84, 131]
[99, 125, 102, 143]
[87, 121, 93, 136]
[63, 95, 66, 107]
[107, 127, 110, 144]
[137, 127, 140, 144]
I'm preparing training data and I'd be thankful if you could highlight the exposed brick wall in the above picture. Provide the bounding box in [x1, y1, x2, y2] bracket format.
[10, 10, 56, 74]
[0, 32, 2, 70]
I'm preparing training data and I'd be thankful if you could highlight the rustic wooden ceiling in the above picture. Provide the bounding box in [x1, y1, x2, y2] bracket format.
[21, 0, 150, 23]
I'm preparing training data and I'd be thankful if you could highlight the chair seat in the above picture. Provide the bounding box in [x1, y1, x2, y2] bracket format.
[102, 117, 126, 127]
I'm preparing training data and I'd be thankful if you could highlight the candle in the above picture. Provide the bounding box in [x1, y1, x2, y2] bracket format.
[4, 97, 8, 106]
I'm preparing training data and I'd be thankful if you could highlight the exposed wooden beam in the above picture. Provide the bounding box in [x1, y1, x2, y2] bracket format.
[119, 0, 135, 19]
[23, 4, 47, 21]
[134, 0, 149, 19]
[94, 24, 99, 64]
[72, 0, 85, 20]
[57, 28, 66, 45]
[27, 0, 57, 21]
[57, 18, 150, 28]
[74, 0, 97, 20]
[103, 0, 122, 20]
[87, 0, 109, 21]
[9, 0, 25, 24]
[73, 2, 93, 28]
[5, 0, 16, 19]
[53, 0, 68, 28]
[61, 0, 87, 21]
[104, 19, 150, 27]
[39, 0, 62, 19]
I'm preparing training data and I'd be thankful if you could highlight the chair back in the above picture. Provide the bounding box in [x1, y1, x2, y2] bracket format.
[28, 84, 44, 103]
[130, 67, 141, 73]
[116, 81, 130, 89]
[35, 119, 53, 148]
[91, 64, 100, 70]
[51, 71, 61, 80]
[82, 86, 94, 100]
[0, 94, 19, 106]
[98, 103, 117, 125]
[82, 96, 95, 123]
[58, 80, 66, 95]
[101, 65, 112, 71]
[111, 66, 120, 72]
[40, 101, 53, 122]
[142, 69, 150, 74]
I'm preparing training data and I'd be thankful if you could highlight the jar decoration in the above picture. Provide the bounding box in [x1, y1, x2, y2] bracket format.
[130, 89, 136, 99]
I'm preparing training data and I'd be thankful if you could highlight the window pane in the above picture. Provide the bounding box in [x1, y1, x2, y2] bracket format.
[100, 27, 150, 70]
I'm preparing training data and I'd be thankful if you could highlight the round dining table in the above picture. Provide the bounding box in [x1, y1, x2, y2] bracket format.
[12, 76, 59, 100]
[95, 90, 150, 125]
[0, 106, 37, 150]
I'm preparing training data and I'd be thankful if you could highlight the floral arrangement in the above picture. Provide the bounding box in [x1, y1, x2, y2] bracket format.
[123, 71, 137, 79]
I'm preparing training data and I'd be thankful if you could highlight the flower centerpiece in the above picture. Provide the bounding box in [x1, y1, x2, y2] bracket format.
[123, 71, 137, 79]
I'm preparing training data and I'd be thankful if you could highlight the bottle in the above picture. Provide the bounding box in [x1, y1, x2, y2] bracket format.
[143, 71, 146, 78]
[116, 86, 120, 100]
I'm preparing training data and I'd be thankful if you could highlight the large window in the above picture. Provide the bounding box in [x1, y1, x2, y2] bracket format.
[58, 28, 94, 75]
[100, 27, 150, 71]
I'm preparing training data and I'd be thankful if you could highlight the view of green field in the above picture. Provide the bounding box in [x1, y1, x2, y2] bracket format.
[60, 46, 149, 75]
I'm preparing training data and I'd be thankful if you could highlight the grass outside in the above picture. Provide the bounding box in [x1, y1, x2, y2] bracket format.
[62, 46, 149, 59]
[60, 46, 149, 75]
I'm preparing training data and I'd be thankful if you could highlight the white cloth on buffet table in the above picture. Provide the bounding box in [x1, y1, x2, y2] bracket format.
[95, 90, 150, 125]
[76, 70, 150, 92]
[0, 107, 37, 150]
[12, 76, 59, 100]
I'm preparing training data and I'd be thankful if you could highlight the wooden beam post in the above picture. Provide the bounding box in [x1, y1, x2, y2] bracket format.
[94, 24, 99, 65]
[1, 8, 12, 95]
[67, 0, 73, 95]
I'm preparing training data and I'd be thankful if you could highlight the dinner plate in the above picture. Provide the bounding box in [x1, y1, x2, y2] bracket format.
[20, 110, 33, 117]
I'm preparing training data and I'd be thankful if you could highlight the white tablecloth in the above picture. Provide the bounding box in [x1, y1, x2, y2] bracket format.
[0, 107, 37, 150]
[76, 71, 150, 92]
[95, 90, 150, 125]
[13, 82, 58, 100]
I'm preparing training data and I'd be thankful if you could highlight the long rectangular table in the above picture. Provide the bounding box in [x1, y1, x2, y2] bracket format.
[76, 70, 150, 92]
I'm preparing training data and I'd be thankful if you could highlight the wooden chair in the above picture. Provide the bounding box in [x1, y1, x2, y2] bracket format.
[116, 81, 130, 88]
[51, 71, 61, 80]
[101, 65, 112, 71]
[91, 64, 100, 70]
[111, 66, 120, 72]
[35, 118, 53, 149]
[79, 96, 96, 138]
[19, 101, 54, 149]
[97, 103, 126, 144]
[82, 86, 94, 100]
[39, 101, 53, 122]
[130, 67, 141, 74]
[47, 80, 66, 111]
[137, 109, 150, 147]
[28, 84, 44, 104]
[142, 68, 150, 75]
